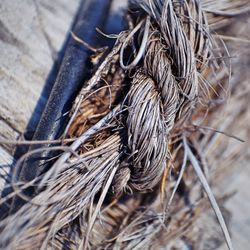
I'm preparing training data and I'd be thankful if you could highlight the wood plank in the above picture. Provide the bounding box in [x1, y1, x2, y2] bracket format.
[0, 0, 80, 152]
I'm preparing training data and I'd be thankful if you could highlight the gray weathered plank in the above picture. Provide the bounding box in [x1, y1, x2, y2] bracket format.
[0, 0, 80, 154]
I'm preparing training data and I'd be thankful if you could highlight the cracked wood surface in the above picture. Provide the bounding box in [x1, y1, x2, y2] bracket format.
[0, 0, 80, 154]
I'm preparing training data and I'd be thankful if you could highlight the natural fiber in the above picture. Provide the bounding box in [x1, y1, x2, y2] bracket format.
[0, 0, 249, 249]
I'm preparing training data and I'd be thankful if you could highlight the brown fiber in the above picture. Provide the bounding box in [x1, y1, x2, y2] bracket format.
[0, 0, 249, 249]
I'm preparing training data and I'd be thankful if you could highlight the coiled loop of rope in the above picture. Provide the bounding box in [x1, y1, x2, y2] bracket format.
[113, 0, 210, 193]
[120, 16, 151, 70]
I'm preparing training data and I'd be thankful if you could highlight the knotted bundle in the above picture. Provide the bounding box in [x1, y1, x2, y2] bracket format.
[1, 0, 247, 249]
[123, 0, 209, 192]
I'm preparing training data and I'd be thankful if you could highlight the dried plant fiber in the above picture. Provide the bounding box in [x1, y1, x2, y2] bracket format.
[0, 0, 250, 249]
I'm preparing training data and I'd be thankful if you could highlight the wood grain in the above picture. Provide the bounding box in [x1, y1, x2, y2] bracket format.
[0, 0, 80, 153]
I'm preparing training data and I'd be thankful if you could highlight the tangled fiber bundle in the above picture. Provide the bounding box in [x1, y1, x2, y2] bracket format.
[1, 0, 249, 249]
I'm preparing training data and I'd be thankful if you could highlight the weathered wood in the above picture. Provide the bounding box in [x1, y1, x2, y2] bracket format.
[0, 0, 81, 210]
[0, 0, 80, 153]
